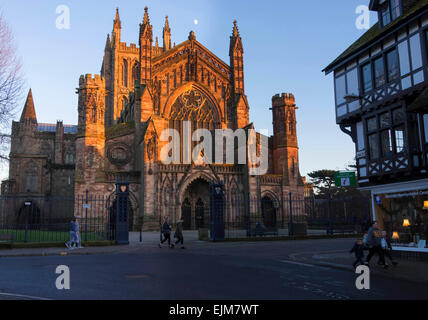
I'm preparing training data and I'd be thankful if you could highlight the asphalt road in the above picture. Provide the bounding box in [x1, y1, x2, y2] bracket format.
[0, 238, 427, 300]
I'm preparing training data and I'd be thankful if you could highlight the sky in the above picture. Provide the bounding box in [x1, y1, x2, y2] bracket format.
[0, 0, 379, 182]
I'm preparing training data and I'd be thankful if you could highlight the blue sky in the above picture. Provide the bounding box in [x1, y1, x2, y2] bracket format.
[0, 0, 378, 181]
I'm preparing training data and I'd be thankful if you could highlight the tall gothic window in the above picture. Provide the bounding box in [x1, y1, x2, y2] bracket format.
[132, 62, 138, 86]
[169, 89, 221, 163]
[122, 61, 128, 87]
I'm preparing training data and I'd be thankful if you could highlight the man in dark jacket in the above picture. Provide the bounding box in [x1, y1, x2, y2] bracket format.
[365, 221, 387, 268]
[159, 216, 174, 248]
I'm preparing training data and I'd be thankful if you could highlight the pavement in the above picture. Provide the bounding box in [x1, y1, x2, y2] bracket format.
[0, 234, 427, 300]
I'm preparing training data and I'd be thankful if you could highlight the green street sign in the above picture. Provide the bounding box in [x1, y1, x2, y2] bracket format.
[334, 171, 356, 187]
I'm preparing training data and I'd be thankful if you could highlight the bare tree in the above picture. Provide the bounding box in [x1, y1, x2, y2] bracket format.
[0, 13, 23, 162]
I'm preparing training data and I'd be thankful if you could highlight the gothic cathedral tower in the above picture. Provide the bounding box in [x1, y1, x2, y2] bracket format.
[272, 93, 301, 187]
[75, 75, 107, 195]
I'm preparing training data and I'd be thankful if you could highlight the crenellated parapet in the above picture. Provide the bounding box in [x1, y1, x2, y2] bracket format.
[272, 92, 296, 108]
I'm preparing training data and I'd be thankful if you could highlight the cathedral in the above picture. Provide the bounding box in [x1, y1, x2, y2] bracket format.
[2, 8, 304, 230]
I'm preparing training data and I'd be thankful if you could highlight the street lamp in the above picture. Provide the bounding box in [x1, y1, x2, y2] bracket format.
[423, 201, 428, 210]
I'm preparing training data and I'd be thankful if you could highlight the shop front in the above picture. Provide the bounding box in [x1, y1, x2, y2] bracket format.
[361, 179, 428, 255]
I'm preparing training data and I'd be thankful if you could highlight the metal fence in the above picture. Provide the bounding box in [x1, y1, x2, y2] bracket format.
[0, 193, 113, 243]
[223, 194, 371, 239]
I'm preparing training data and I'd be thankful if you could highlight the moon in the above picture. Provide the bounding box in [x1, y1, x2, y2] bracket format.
[194, 19, 198, 25]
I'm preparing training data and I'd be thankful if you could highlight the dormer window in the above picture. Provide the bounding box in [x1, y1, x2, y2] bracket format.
[379, 0, 401, 27]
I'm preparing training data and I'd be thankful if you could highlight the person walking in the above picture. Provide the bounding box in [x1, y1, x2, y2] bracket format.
[65, 218, 77, 249]
[381, 231, 398, 266]
[174, 219, 185, 249]
[74, 217, 83, 249]
[159, 216, 174, 248]
[365, 221, 388, 269]
[350, 239, 366, 268]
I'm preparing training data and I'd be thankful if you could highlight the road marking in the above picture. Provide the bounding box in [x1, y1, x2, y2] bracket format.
[279, 260, 330, 270]
[0, 292, 52, 300]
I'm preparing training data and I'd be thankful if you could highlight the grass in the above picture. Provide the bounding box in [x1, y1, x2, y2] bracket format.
[0, 229, 104, 243]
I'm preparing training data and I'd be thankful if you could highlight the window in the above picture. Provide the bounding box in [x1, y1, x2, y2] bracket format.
[409, 34, 423, 71]
[346, 68, 359, 96]
[398, 41, 410, 76]
[394, 125, 405, 153]
[381, 4, 391, 26]
[390, 0, 401, 20]
[362, 63, 372, 93]
[423, 114, 428, 143]
[380, 112, 392, 129]
[368, 134, 380, 160]
[380, 0, 401, 27]
[374, 57, 386, 88]
[367, 117, 377, 132]
[386, 49, 399, 81]
[381, 130, 393, 157]
[392, 108, 405, 123]
[335, 74, 346, 105]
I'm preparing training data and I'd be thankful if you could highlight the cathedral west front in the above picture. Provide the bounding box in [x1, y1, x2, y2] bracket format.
[2, 7, 305, 230]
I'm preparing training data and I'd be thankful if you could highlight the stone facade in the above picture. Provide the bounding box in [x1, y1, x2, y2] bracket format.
[3, 8, 306, 230]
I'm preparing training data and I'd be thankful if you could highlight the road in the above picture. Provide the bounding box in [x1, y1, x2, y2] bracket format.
[0, 238, 427, 300]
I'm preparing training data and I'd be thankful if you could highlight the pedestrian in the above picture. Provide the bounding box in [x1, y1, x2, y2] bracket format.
[381, 230, 398, 266]
[65, 218, 77, 249]
[350, 239, 365, 268]
[362, 232, 369, 249]
[365, 221, 388, 269]
[74, 217, 83, 249]
[174, 218, 185, 249]
[159, 216, 174, 248]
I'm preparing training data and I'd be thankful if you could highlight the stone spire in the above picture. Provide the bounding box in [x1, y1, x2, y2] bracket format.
[232, 19, 239, 37]
[105, 33, 111, 50]
[20, 89, 37, 122]
[114, 8, 121, 29]
[139, 6, 153, 84]
[163, 15, 171, 51]
[112, 8, 121, 46]
[229, 20, 244, 94]
[143, 6, 150, 25]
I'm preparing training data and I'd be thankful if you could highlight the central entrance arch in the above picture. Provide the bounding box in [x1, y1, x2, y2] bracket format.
[180, 177, 210, 230]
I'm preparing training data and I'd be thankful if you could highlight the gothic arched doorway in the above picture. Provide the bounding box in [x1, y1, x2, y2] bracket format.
[182, 198, 191, 230]
[261, 196, 277, 228]
[180, 177, 210, 230]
